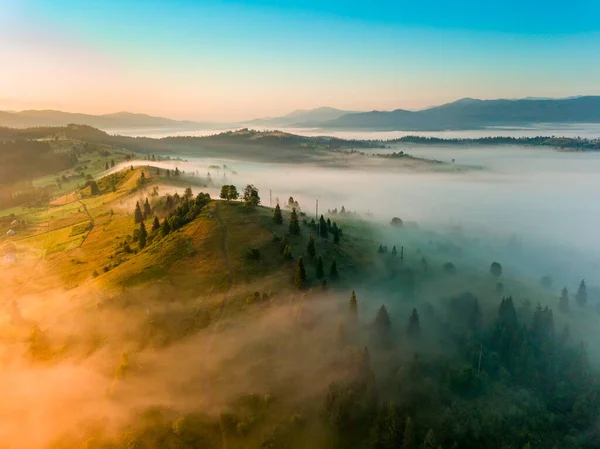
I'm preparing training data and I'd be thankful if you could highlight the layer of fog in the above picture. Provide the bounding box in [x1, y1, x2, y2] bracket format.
[112, 123, 600, 139]
[123, 145, 600, 289]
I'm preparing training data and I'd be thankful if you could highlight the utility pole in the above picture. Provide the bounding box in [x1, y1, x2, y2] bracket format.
[316, 199, 319, 238]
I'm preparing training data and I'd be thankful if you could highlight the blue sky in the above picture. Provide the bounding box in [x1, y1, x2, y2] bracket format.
[1, 0, 599, 120]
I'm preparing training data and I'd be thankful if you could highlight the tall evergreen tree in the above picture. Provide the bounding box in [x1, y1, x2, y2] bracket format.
[421, 429, 437, 449]
[400, 246, 404, 261]
[283, 245, 293, 260]
[374, 305, 391, 341]
[294, 257, 307, 289]
[319, 215, 328, 238]
[378, 244, 384, 254]
[151, 216, 160, 233]
[330, 259, 339, 280]
[307, 235, 316, 258]
[407, 308, 420, 338]
[402, 416, 416, 449]
[576, 279, 587, 306]
[138, 222, 147, 249]
[105, 162, 109, 170]
[289, 208, 301, 235]
[143, 198, 152, 219]
[559, 287, 570, 313]
[111, 159, 115, 167]
[349, 291, 358, 323]
[160, 217, 171, 236]
[392, 245, 397, 256]
[134, 201, 144, 224]
[326, 218, 332, 231]
[273, 204, 283, 224]
[332, 223, 340, 244]
[316, 256, 325, 279]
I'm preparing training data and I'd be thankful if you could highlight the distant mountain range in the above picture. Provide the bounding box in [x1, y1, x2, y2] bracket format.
[0, 110, 214, 130]
[316, 96, 600, 131]
[1, 96, 599, 132]
[243, 106, 357, 127]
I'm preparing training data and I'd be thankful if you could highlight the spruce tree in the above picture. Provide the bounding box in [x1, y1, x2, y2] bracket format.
[289, 208, 301, 235]
[326, 218, 332, 231]
[316, 256, 325, 279]
[374, 305, 391, 340]
[273, 204, 283, 224]
[306, 235, 316, 258]
[105, 162, 109, 170]
[392, 245, 397, 256]
[138, 222, 147, 249]
[402, 416, 416, 449]
[576, 279, 587, 306]
[407, 308, 420, 338]
[134, 201, 144, 224]
[421, 429, 437, 449]
[378, 244, 384, 254]
[319, 215, 328, 238]
[160, 217, 171, 236]
[151, 216, 160, 233]
[294, 257, 307, 289]
[559, 287, 570, 313]
[143, 198, 152, 219]
[111, 159, 115, 167]
[330, 259, 339, 280]
[400, 246, 404, 261]
[332, 223, 340, 244]
[283, 245, 293, 260]
[349, 291, 358, 323]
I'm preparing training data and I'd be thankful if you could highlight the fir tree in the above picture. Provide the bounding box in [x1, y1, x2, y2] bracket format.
[326, 218, 332, 231]
[139, 171, 146, 185]
[151, 216, 160, 233]
[105, 162, 109, 170]
[289, 208, 301, 235]
[400, 246, 404, 261]
[378, 244, 384, 254]
[330, 259, 339, 280]
[319, 215, 328, 238]
[407, 308, 420, 338]
[143, 198, 152, 219]
[160, 217, 171, 236]
[294, 257, 307, 289]
[421, 429, 437, 449]
[402, 416, 416, 449]
[273, 204, 283, 224]
[184, 187, 193, 200]
[392, 245, 397, 256]
[134, 201, 144, 224]
[349, 291, 358, 323]
[138, 222, 147, 249]
[576, 279, 587, 306]
[559, 287, 570, 313]
[332, 223, 340, 244]
[174, 167, 180, 176]
[306, 235, 316, 258]
[374, 305, 391, 341]
[316, 256, 325, 279]
[110, 159, 115, 167]
[283, 245, 293, 260]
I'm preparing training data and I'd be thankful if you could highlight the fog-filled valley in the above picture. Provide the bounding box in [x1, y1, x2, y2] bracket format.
[2, 124, 600, 449]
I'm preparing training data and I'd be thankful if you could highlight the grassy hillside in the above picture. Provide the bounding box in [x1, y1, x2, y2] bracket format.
[2, 166, 600, 449]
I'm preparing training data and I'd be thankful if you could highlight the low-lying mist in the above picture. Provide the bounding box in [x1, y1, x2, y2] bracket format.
[123, 145, 600, 288]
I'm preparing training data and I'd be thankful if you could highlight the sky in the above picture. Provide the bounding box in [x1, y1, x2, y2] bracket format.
[1, 0, 599, 121]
